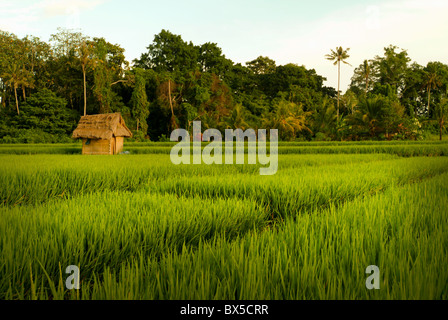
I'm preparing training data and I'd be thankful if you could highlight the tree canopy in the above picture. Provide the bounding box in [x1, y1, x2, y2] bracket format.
[1, 29, 448, 142]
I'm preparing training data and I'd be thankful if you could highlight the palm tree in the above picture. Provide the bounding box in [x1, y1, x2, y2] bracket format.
[263, 100, 312, 141]
[325, 47, 351, 121]
[341, 90, 358, 115]
[312, 96, 337, 134]
[435, 97, 448, 140]
[3, 63, 33, 115]
[4, 67, 21, 115]
[423, 70, 441, 117]
[356, 59, 371, 95]
[346, 95, 385, 137]
[78, 41, 93, 116]
[157, 76, 179, 131]
[225, 103, 250, 130]
[167, 78, 177, 130]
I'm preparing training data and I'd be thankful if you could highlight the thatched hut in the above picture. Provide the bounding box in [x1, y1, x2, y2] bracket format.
[72, 113, 132, 155]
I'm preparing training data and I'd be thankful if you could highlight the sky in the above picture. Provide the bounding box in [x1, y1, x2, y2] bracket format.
[1, 0, 448, 92]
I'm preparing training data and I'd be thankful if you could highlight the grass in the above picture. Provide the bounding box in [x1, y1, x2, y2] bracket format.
[86, 172, 445, 300]
[0, 141, 447, 300]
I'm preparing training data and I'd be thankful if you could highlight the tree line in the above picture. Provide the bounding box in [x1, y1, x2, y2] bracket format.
[1, 28, 447, 143]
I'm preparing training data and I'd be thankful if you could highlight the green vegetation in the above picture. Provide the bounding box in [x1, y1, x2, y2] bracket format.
[2, 29, 448, 143]
[1, 140, 447, 156]
[1, 142, 447, 299]
[2, 25, 448, 301]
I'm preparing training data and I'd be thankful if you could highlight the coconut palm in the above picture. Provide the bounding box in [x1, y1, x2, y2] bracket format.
[341, 90, 358, 115]
[355, 59, 371, 95]
[78, 41, 93, 116]
[157, 76, 179, 131]
[325, 46, 351, 121]
[225, 103, 250, 130]
[346, 95, 386, 138]
[263, 100, 312, 141]
[423, 69, 442, 116]
[3, 63, 33, 115]
[434, 97, 448, 140]
[312, 96, 337, 134]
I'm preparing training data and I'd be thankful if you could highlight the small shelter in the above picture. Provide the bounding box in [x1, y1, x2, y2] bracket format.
[72, 113, 132, 155]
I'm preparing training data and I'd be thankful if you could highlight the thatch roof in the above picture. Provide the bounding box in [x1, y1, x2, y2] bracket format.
[72, 113, 132, 140]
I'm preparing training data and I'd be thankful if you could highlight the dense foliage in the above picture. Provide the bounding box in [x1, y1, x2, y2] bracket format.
[1, 28, 448, 142]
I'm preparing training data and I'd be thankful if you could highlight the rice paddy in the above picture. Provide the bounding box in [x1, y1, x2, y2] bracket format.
[0, 141, 447, 300]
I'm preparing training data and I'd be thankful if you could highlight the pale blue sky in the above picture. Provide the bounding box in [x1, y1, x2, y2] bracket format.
[1, 0, 448, 91]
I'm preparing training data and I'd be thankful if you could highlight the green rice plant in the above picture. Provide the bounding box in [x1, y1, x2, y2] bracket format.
[122, 143, 448, 156]
[155, 156, 448, 219]
[77, 172, 448, 300]
[0, 141, 447, 156]
[0, 153, 400, 207]
[0, 154, 260, 206]
[0, 192, 267, 299]
[1, 149, 447, 300]
[275, 144, 448, 156]
[2, 154, 448, 212]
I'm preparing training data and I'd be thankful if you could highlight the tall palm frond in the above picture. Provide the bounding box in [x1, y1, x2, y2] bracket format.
[325, 46, 351, 122]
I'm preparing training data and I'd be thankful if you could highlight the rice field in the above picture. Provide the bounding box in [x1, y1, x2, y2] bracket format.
[0, 141, 447, 300]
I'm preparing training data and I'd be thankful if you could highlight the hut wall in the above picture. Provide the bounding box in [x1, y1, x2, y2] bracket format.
[115, 137, 124, 154]
[82, 138, 113, 155]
